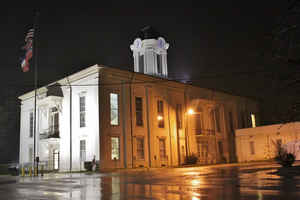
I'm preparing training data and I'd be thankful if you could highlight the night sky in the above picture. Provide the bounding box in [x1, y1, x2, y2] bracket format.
[0, 2, 294, 163]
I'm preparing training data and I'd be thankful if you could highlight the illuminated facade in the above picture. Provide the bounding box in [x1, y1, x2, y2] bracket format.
[19, 27, 259, 171]
[235, 122, 300, 162]
[19, 67, 99, 171]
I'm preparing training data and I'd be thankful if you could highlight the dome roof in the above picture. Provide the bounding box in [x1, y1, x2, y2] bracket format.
[137, 26, 160, 40]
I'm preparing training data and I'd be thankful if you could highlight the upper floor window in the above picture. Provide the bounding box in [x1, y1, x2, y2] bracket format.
[139, 53, 144, 73]
[157, 100, 164, 128]
[176, 104, 183, 129]
[135, 97, 143, 126]
[29, 112, 33, 138]
[228, 111, 234, 132]
[157, 54, 162, 74]
[240, 111, 246, 128]
[210, 108, 221, 132]
[80, 96, 86, 127]
[110, 93, 119, 125]
[50, 107, 59, 134]
[193, 112, 204, 133]
[215, 108, 221, 132]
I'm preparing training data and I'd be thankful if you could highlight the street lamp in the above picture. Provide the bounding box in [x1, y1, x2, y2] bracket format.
[185, 108, 195, 157]
[157, 115, 163, 121]
[187, 107, 219, 164]
[188, 108, 195, 115]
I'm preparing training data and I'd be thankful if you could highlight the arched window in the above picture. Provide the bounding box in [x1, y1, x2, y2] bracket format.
[157, 54, 162, 74]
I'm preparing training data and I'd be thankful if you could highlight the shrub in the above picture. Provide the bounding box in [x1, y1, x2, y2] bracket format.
[274, 141, 295, 167]
[184, 153, 198, 165]
[84, 161, 93, 171]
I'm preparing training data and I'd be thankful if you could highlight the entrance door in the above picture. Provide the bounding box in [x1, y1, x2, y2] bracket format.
[196, 140, 208, 164]
[53, 150, 59, 170]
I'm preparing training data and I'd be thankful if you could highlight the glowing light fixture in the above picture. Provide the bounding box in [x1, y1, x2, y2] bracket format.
[188, 108, 195, 115]
[191, 179, 201, 186]
[192, 196, 200, 200]
[157, 115, 163, 121]
[251, 113, 256, 128]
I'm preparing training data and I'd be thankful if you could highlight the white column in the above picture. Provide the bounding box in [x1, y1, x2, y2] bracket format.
[133, 51, 139, 72]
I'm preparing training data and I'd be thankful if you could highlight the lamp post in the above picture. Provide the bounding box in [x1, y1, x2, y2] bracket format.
[185, 108, 195, 157]
[187, 107, 219, 164]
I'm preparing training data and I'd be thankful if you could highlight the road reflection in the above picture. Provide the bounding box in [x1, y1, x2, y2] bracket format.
[10, 163, 300, 200]
[97, 167, 243, 199]
[96, 164, 300, 200]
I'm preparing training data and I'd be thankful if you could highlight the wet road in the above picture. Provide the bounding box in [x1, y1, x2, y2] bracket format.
[1, 162, 300, 199]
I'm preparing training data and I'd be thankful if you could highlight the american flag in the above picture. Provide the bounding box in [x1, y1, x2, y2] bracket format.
[20, 28, 34, 72]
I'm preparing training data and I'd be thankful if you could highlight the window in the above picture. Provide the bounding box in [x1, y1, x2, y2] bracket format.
[50, 107, 59, 135]
[110, 93, 119, 125]
[210, 110, 216, 131]
[176, 104, 182, 129]
[159, 138, 167, 160]
[139, 53, 144, 73]
[157, 54, 162, 74]
[80, 140, 86, 162]
[29, 147, 33, 163]
[29, 112, 33, 138]
[53, 149, 59, 170]
[135, 97, 143, 126]
[218, 141, 223, 156]
[240, 111, 246, 128]
[157, 100, 164, 128]
[196, 139, 208, 158]
[249, 141, 255, 155]
[251, 113, 256, 128]
[228, 111, 234, 132]
[136, 137, 144, 160]
[277, 139, 282, 146]
[193, 112, 204, 134]
[111, 137, 120, 160]
[215, 108, 221, 132]
[80, 96, 86, 127]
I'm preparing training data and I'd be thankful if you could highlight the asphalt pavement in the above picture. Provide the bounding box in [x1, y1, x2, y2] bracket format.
[0, 161, 300, 199]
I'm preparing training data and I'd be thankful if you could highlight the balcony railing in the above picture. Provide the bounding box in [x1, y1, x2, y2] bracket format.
[39, 126, 59, 139]
[193, 129, 215, 136]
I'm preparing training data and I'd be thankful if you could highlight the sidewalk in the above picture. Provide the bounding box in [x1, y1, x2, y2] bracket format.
[99, 160, 281, 173]
[11, 160, 297, 176]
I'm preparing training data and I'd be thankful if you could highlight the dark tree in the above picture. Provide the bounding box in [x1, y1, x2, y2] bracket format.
[0, 87, 20, 164]
[271, 0, 300, 122]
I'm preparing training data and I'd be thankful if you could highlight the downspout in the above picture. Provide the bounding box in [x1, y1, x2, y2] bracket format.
[145, 87, 152, 167]
[167, 92, 173, 166]
[129, 73, 135, 168]
[184, 86, 190, 156]
[121, 81, 127, 168]
[176, 105, 181, 165]
[66, 77, 72, 172]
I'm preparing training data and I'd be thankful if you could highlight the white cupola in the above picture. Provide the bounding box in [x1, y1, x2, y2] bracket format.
[130, 26, 169, 78]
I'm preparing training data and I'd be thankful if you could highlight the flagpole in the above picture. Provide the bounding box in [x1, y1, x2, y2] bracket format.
[33, 11, 39, 173]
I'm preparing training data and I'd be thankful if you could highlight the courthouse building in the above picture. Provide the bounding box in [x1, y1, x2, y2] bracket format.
[19, 27, 259, 171]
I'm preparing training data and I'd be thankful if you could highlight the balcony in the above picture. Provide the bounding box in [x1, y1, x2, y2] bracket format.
[40, 126, 59, 140]
[194, 129, 215, 136]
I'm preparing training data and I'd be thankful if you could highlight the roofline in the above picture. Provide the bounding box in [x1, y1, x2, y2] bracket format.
[99, 66, 259, 103]
[18, 64, 101, 101]
[18, 63, 259, 103]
